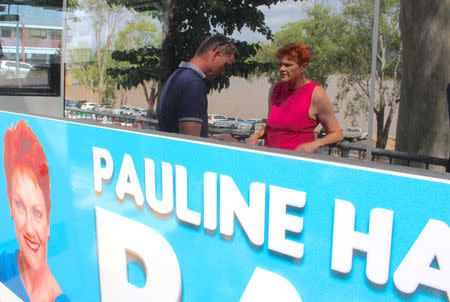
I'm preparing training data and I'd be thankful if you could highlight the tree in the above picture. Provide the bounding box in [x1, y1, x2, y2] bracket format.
[338, 0, 401, 149]
[396, 1, 449, 163]
[108, 16, 161, 116]
[106, 0, 302, 114]
[253, 1, 401, 149]
[82, 0, 128, 104]
[68, 46, 126, 106]
[109, 46, 160, 115]
[252, 5, 346, 86]
[68, 47, 98, 101]
[114, 17, 161, 51]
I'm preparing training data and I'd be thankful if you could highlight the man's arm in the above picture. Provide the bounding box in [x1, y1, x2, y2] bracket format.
[179, 121, 202, 136]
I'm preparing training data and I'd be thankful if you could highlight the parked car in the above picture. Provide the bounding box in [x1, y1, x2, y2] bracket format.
[237, 118, 263, 131]
[66, 99, 89, 110]
[112, 106, 137, 115]
[122, 106, 141, 116]
[208, 114, 227, 126]
[215, 117, 245, 129]
[112, 106, 128, 115]
[97, 104, 113, 113]
[73, 100, 87, 108]
[81, 102, 98, 111]
[65, 99, 77, 108]
[0, 60, 33, 79]
[343, 127, 368, 141]
[138, 109, 155, 118]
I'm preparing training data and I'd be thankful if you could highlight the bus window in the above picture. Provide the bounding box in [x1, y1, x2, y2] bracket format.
[0, 0, 62, 96]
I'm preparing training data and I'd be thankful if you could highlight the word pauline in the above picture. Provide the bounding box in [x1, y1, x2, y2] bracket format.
[92, 147, 449, 299]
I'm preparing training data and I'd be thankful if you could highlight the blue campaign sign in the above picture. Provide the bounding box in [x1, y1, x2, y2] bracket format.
[0, 111, 449, 302]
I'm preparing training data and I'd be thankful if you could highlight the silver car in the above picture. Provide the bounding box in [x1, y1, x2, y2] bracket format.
[215, 117, 245, 129]
[208, 114, 227, 126]
[0, 60, 33, 79]
[343, 127, 368, 141]
[237, 119, 263, 131]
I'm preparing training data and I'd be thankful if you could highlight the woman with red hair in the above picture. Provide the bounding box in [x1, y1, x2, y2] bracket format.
[1, 120, 69, 301]
[248, 43, 343, 152]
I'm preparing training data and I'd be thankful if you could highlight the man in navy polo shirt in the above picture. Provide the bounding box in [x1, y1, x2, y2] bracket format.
[157, 35, 237, 137]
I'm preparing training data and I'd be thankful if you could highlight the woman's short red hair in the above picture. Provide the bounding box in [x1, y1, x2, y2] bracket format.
[276, 42, 312, 66]
[3, 120, 51, 215]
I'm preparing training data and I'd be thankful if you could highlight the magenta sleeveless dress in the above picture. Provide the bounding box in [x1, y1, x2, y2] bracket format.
[264, 81, 319, 150]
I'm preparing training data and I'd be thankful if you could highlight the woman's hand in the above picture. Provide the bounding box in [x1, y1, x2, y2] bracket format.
[246, 134, 260, 145]
[295, 141, 320, 153]
[247, 126, 266, 146]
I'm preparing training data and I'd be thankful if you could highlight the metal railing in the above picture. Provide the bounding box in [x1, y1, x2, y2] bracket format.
[64, 107, 254, 138]
[64, 107, 158, 130]
[65, 107, 449, 172]
[332, 141, 448, 171]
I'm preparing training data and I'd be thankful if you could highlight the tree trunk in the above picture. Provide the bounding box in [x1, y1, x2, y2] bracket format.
[396, 1, 450, 167]
[377, 104, 395, 150]
[159, 0, 177, 86]
[141, 81, 157, 117]
[375, 105, 387, 149]
[148, 81, 157, 117]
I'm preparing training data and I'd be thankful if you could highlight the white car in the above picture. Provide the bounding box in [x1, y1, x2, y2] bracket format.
[343, 127, 368, 141]
[0, 60, 33, 79]
[80, 102, 98, 111]
[112, 106, 128, 115]
[237, 119, 263, 131]
[215, 117, 245, 129]
[113, 106, 136, 115]
[97, 104, 113, 113]
[208, 114, 227, 126]
[122, 106, 141, 116]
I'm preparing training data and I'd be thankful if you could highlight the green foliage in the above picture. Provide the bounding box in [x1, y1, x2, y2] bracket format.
[254, 0, 401, 149]
[67, 0, 80, 9]
[108, 16, 161, 92]
[108, 47, 160, 90]
[107, 0, 304, 93]
[68, 48, 98, 89]
[69, 47, 125, 106]
[252, 4, 346, 87]
[337, 0, 401, 131]
[114, 17, 161, 51]
[102, 81, 116, 104]
[71, 61, 99, 88]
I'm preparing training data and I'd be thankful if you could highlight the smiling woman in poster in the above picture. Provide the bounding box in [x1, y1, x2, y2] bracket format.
[0, 120, 69, 302]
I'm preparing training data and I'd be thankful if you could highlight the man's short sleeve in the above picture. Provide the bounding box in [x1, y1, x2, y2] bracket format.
[177, 78, 207, 123]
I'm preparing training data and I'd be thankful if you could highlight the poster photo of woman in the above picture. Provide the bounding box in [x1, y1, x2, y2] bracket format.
[0, 120, 70, 302]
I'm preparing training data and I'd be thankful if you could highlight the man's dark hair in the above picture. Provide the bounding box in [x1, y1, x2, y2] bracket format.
[195, 34, 238, 57]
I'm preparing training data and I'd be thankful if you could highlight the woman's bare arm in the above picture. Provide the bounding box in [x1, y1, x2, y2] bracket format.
[296, 86, 343, 153]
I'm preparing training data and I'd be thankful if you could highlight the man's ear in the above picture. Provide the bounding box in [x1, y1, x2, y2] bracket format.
[211, 49, 221, 61]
